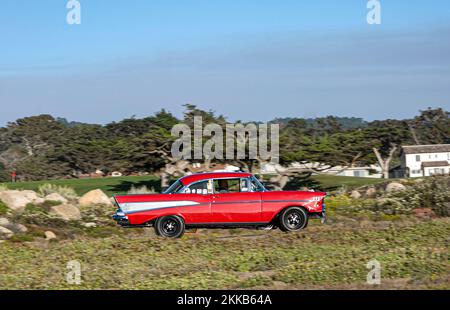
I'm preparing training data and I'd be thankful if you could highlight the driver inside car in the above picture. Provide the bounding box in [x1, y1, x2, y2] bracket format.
[218, 179, 229, 193]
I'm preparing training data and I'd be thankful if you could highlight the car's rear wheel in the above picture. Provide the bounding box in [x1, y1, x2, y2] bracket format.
[154, 215, 185, 238]
[278, 207, 308, 232]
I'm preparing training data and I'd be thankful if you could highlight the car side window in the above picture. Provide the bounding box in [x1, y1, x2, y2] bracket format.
[183, 180, 212, 195]
[214, 178, 242, 193]
[240, 178, 250, 192]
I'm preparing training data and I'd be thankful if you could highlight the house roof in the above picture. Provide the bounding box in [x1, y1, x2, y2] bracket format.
[402, 144, 450, 154]
[421, 161, 450, 168]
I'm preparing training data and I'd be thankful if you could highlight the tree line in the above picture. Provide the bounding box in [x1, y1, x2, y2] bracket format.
[0, 105, 448, 183]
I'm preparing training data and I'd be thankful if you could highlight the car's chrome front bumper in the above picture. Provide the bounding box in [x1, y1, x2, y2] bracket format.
[321, 211, 327, 224]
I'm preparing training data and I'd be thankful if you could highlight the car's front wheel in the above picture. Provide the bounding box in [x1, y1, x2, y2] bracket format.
[278, 207, 308, 232]
[154, 215, 185, 238]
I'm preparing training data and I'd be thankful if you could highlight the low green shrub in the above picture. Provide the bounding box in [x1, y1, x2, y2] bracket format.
[325, 194, 354, 213]
[80, 203, 115, 226]
[373, 198, 410, 215]
[38, 183, 78, 200]
[40, 200, 62, 208]
[18, 203, 69, 228]
[329, 176, 450, 217]
[9, 234, 35, 243]
[238, 275, 273, 288]
[0, 200, 8, 215]
[127, 185, 155, 194]
[83, 226, 121, 238]
[24, 203, 48, 215]
[381, 176, 450, 216]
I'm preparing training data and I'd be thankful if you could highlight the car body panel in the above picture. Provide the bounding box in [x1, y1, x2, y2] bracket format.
[113, 172, 326, 227]
[211, 192, 262, 223]
[115, 193, 211, 225]
[260, 191, 324, 222]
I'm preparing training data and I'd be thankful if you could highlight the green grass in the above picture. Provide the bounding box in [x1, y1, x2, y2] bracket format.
[0, 219, 448, 289]
[1, 174, 386, 197]
[310, 175, 387, 191]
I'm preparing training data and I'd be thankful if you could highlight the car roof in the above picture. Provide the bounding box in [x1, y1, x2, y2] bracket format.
[180, 172, 252, 186]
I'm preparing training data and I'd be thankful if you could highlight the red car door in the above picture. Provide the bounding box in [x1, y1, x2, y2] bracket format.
[211, 178, 262, 223]
[178, 180, 213, 224]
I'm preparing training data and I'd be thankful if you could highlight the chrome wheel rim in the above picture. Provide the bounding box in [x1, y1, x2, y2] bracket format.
[286, 211, 304, 229]
[162, 219, 178, 235]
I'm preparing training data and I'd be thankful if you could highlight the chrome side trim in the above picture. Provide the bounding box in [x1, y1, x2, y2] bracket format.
[120, 200, 201, 213]
[120, 201, 203, 214]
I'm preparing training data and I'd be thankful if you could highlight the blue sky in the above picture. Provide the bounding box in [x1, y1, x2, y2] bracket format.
[1, 0, 450, 125]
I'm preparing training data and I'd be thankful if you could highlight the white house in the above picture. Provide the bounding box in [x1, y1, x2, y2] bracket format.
[401, 144, 450, 178]
[326, 165, 382, 178]
[260, 162, 382, 178]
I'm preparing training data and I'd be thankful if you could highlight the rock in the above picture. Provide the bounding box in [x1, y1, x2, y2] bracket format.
[0, 190, 42, 212]
[0, 226, 14, 239]
[33, 198, 45, 205]
[13, 224, 28, 233]
[0, 217, 10, 227]
[21, 190, 40, 201]
[83, 222, 97, 228]
[365, 187, 377, 198]
[44, 231, 57, 240]
[412, 208, 436, 219]
[350, 190, 361, 199]
[49, 204, 81, 221]
[0, 218, 28, 233]
[44, 193, 68, 204]
[386, 182, 406, 193]
[79, 189, 112, 207]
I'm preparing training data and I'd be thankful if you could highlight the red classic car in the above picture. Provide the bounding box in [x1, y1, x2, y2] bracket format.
[113, 172, 326, 238]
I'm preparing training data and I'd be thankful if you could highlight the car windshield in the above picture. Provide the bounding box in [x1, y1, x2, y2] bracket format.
[250, 176, 267, 192]
[164, 180, 184, 194]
